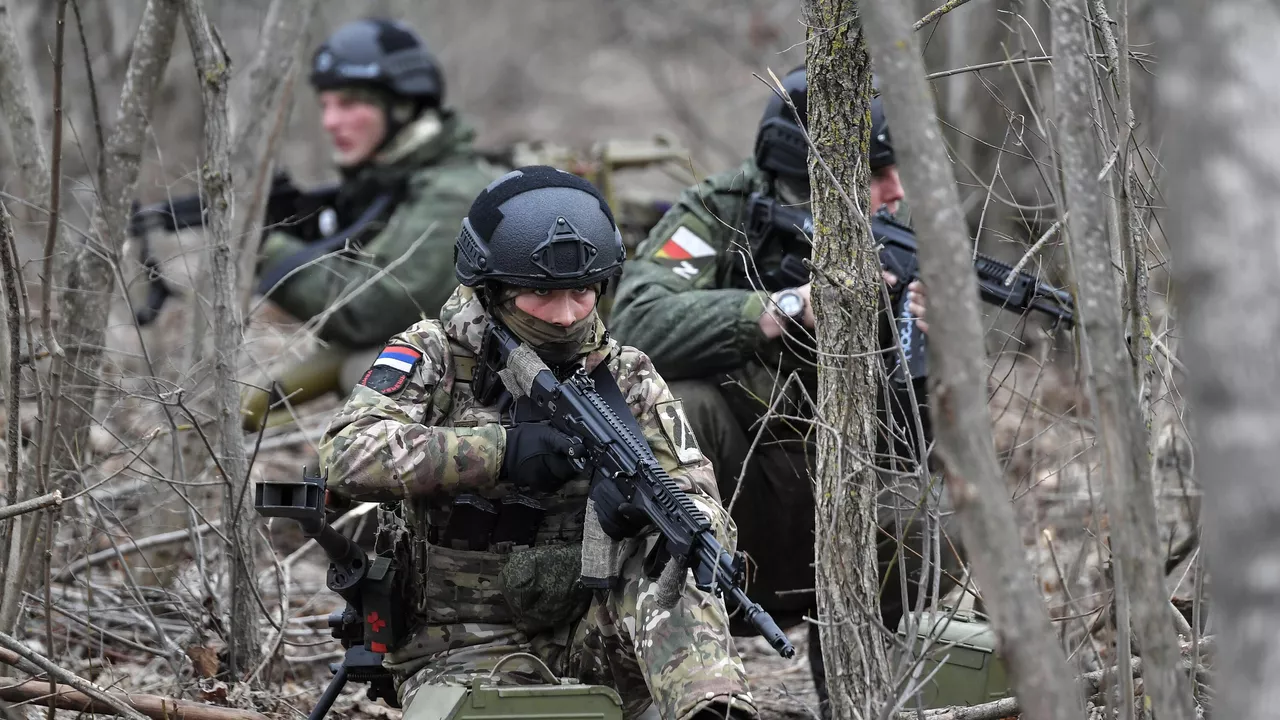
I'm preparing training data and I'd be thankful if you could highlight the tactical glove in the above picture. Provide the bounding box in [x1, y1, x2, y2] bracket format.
[589, 478, 649, 540]
[502, 422, 582, 492]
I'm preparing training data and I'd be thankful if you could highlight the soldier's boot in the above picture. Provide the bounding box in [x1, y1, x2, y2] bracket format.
[240, 347, 347, 433]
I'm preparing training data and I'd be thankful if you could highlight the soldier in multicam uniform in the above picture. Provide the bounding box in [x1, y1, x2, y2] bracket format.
[242, 18, 502, 431]
[319, 166, 758, 720]
[609, 67, 966, 713]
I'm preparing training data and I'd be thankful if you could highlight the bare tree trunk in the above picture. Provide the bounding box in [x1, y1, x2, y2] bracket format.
[229, 0, 320, 310]
[178, 0, 259, 681]
[1158, 1, 1280, 717]
[1051, 3, 1194, 719]
[858, 1, 1085, 718]
[56, 0, 179, 492]
[801, 2, 893, 717]
[0, 0, 50, 214]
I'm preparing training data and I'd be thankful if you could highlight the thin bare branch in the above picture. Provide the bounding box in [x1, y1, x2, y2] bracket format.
[914, 0, 976, 32]
[53, 520, 221, 582]
[57, 0, 180, 494]
[178, 0, 260, 681]
[230, 0, 321, 311]
[1052, 2, 1195, 718]
[857, 1, 1085, 719]
[0, 491, 61, 522]
[0, 0, 50, 209]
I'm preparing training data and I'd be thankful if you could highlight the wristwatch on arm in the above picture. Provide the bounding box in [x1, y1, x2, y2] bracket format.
[772, 288, 805, 321]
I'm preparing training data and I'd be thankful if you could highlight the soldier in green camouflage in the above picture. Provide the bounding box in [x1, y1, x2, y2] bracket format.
[243, 18, 502, 431]
[609, 68, 966, 712]
[320, 166, 757, 720]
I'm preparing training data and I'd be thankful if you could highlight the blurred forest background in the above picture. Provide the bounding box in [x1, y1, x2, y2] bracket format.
[0, 1, 1203, 719]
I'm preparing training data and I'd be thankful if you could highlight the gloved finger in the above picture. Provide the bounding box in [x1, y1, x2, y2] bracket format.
[537, 424, 578, 453]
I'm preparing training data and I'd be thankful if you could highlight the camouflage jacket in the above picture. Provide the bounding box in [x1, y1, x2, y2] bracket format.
[318, 285, 723, 625]
[609, 159, 815, 431]
[259, 111, 503, 349]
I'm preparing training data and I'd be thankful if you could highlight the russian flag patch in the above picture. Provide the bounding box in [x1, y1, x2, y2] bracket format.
[360, 345, 422, 396]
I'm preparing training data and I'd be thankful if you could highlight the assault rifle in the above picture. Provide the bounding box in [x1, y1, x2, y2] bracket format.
[744, 192, 1075, 383]
[476, 321, 796, 659]
[130, 172, 340, 325]
[255, 469, 404, 720]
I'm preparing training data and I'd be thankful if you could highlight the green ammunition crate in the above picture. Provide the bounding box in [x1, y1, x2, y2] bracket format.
[897, 611, 1011, 708]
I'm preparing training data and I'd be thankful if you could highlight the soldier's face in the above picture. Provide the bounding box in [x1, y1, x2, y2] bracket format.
[514, 288, 598, 327]
[320, 90, 388, 167]
[870, 165, 905, 215]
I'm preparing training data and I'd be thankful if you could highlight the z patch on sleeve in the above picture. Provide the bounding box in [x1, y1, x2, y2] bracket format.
[360, 345, 422, 396]
[651, 225, 716, 281]
[653, 399, 703, 467]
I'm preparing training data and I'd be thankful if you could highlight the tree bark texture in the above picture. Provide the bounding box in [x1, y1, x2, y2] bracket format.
[178, 0, 259, 682]
[801, 2, 893, 716]
[1158, 0, 1280, 717]
[858, 1, 1085, 719]
[56, 0, 179, 488]
[1051, 3, 1194, 719]
[0, 0, 50, 216]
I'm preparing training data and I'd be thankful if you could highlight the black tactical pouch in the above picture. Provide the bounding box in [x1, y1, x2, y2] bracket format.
[491, 494, 546, 548]
[441, 494, 499, 551]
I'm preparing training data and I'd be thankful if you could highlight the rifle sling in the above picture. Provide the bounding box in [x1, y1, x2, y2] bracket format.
[256, 192, 395, 295]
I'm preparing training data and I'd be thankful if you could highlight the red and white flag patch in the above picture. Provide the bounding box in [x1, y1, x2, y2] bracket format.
[654, 226, 716, 261]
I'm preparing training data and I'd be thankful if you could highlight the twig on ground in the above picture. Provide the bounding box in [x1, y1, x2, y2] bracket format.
[53, 521, 222, 581]
[0, 634, 151, 720]
[0, 678, 271, 720]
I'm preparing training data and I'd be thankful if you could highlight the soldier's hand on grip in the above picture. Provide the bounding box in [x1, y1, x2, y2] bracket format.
[503, 422, 582, 492]
[589, 480, 648, 540]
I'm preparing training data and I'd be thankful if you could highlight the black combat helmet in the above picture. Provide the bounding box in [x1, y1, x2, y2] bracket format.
[754, 67, 897, 179]
[455, 166, 627, 291]
[754, 66, 809, 181]
[869, 88, 895, 171]
[310, 18, 445, 108]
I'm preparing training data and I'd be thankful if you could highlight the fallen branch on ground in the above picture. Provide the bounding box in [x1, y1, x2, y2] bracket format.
[0, 634, 150, 720]
[0, 679, 270, 720]
[53, 521, 221, 581]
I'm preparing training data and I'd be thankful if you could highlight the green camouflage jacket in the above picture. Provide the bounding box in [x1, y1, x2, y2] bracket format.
[609, 159, 814, 430]
[259, 111, 502, 349]
[318, 285, 724, 623]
